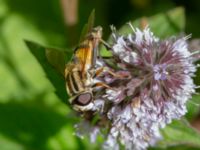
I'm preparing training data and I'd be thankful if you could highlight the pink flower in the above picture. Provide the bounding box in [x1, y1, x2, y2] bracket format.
[74, 24, 197, 150]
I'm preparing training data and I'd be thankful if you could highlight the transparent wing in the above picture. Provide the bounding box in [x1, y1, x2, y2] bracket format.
[79, 10, 95, 43]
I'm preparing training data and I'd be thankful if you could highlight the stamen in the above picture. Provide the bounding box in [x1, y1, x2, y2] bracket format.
[195, 85, 200, 89]
[184, 34, 192, 40]
[189, 50, 200, 56]
[127, 22, 135, 32]
[110, 25, 118, 40]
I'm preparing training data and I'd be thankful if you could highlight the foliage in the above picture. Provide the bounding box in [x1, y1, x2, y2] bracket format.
[0, 0, 200, 150]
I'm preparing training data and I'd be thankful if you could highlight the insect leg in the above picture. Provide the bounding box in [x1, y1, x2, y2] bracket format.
[94, 66, 129, 79]
[93, 82, 111, 89]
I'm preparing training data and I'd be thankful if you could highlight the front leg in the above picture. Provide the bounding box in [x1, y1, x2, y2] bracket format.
[92, 82, 111, 89]
[93, 66, 130, 79]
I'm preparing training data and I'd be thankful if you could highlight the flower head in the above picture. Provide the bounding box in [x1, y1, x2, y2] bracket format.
[74, 25, 197, 150]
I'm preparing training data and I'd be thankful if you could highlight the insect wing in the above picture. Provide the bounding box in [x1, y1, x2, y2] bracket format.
[74, 41, 93, 76]
[79, 10, 95, 43]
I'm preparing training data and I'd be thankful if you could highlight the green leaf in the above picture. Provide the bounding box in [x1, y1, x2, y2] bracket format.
[119, 7, 185, 38]
[157, 120, 200, 148]
[186, 95, 200, 120]
[45, 47, 71, 76]
[25, 40, 71, 104]
[0, 102, 79, 150]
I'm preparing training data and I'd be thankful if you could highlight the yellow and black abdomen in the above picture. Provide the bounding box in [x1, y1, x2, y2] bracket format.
[65, 64, 93, 107]
[65, 64, 85, 96]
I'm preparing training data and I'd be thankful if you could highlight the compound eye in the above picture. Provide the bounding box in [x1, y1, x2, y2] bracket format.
[73, 93, 92, 106]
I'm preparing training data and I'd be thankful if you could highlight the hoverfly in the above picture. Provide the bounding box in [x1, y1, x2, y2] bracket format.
[64, 26, 108, 112]
[64, 10, 129, 112]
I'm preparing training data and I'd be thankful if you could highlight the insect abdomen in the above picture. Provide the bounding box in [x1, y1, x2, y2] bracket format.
[66, 70, 85, 96]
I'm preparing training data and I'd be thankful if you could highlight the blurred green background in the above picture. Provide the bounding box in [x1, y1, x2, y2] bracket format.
[0, 0, 200, 150]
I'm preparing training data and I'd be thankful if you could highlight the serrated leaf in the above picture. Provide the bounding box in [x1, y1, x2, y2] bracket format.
[25, 40, 71, 104]
[119, 7, 185, 38]
[79, 9, 95, 43]
[157, 120, 200, 148]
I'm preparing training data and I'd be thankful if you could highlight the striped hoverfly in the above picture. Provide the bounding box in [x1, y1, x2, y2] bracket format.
[25, 11, 126, 112]
[64, 25, 127, 112]
[64, 26, 109, 112]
